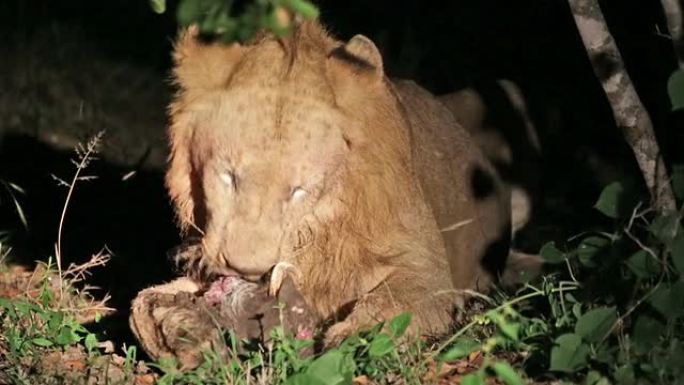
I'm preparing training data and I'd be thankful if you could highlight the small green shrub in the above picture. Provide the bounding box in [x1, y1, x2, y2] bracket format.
[150, 0, 319, 43]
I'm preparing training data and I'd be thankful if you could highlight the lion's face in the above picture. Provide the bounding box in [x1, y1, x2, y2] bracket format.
[168, 23, 404, 283]
[189, 89, 351, 279]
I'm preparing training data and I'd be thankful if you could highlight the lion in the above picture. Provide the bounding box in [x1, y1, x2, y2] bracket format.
[131, 20, 536, 366]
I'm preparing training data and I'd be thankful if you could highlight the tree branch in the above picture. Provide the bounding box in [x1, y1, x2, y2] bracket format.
[568, 0, 676, 213]
[660, 0, 684, 67]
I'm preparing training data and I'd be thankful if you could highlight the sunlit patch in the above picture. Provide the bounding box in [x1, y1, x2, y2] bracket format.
[291, 187, 307, 201]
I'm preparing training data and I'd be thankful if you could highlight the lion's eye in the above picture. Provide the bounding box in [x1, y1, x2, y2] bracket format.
[220, 172, 236, 189]
[290, 186, 307, 201]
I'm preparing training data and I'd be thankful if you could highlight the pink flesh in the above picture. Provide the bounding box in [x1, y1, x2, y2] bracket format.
[296, 327, 314, 340]
[203, 275, 239, 306]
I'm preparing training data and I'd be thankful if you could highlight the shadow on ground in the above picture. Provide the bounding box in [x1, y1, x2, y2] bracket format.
[0, 133, 178, 347]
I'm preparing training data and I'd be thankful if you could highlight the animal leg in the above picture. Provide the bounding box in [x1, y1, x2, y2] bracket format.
[324, 274, 459, 347]
[129, 277, 223, 370]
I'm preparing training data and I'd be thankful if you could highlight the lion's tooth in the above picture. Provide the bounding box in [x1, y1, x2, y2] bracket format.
[269, 262, 299, 297]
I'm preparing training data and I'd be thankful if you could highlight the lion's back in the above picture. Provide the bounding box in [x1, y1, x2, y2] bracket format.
[393, 80, 511, 290]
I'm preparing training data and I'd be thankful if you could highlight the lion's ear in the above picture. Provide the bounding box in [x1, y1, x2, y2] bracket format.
[173, 27, 245, 91]
[328, 34, 384, 84]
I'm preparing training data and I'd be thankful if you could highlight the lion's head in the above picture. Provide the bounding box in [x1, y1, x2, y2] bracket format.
[166, 22, 424, 294]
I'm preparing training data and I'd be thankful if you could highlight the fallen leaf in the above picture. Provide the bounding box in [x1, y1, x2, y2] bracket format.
[135, 374, 157, 385]
[111, 354, 126, 366]
[64, 359, 86, 371]
[468, 350, 484, 366]
[97, 340, 115, 353]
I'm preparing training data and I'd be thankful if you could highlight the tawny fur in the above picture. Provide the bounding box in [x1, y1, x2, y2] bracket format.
[438, 80, 542, 235]
[438, 81, 545, 284]
[164, 21, 513, 344]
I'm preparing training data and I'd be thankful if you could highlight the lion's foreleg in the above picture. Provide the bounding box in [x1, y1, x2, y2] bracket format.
[323, 274, 459, 346]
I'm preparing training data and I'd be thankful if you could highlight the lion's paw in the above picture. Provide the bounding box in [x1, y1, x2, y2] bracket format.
[323, 320, 356, 348]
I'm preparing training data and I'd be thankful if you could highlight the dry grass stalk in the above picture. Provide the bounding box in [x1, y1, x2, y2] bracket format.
[51, 130, 105, 300]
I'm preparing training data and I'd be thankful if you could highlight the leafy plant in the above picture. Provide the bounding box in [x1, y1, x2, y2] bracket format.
[150, 0, 319, 43]
[668, 68, 684, 111]
[0, 179, 27, 243]
[533, 179, 684, 383]
[154, 312, 427, 385]
[0, 262, 103, 384]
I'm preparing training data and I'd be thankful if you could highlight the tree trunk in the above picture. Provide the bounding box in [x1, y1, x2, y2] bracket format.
[568, 0, 676, 213]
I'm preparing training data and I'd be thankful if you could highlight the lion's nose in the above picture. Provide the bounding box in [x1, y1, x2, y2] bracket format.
[214, 262, 239, 277]
[242, 273, 263, 282]
[228, 265, 270, 282]
[218, 255, 272, 282]
[229, 260, 278, 283]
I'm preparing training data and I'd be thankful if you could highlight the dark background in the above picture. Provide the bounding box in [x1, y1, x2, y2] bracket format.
[0, 0, 681, 344]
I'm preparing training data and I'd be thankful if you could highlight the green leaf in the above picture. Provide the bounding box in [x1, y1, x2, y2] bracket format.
[6, 182, 25, 194]
[672, 231, 684, 275]
[498, 321, 521, 341]
[85, 333, 98, 352]
[584, 370, 602, 385]
[492, 362, 525, 385]
[550, 333, 590, 372]
[593, 343, 616, 364]
[461, 373, 485, 385]
[540, 242, 566, 264]
[572, 303, 583, 318]
[649, 281, 684, 319]
[280, 0, 320, 19]
[664, 341, 684, 371]
[594, 182, 624, 218]
[672, 164, 684, 200]
[625, 250, 660, 278]
[32, 338, 54, 347]
[177, 0, 206, 27]
[575, 306, 617, 343]
[13, 301, 31, 316]
[649, 285, 673, 318]
[613, 365, 636, 385]
[440, 338, 480, 361]
[577, 236, 610, 267]
[667, 68, 684, 111]
[286, 373, 319, 385]
[124, 345, 138, 365]
[302, 350, 355, 385]
[149, 0, 166, 14]
[368, 333, 395, 358]
[46, 311, 64, 335]
[632, 315, 663, 355]
[389, 312, 411, 338]
[0, 298, 12, 310]
[649, 213, 680, 244]
[55, 326, 81, 346]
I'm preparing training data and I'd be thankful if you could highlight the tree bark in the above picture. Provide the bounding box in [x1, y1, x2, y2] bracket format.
[568, 0, 676, 213]
[660, 0, 684, 67]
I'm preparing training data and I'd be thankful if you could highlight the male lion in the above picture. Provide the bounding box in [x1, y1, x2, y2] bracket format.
[131, 21, 529, 364]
